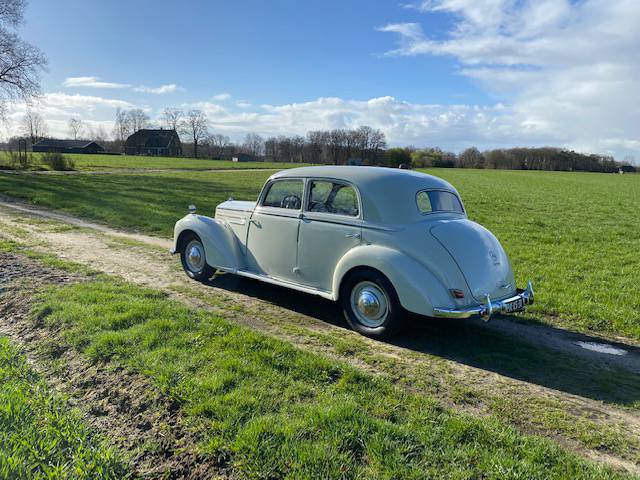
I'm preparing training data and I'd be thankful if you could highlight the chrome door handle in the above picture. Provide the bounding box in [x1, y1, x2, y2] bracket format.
[249, 219, 261, 227]
[345, 233, 361, 239]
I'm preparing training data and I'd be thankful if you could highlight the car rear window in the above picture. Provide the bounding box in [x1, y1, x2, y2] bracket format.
[416, 190, 464, 214]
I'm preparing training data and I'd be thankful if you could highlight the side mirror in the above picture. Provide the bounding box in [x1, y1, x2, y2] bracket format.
[188, 204, 197, 214]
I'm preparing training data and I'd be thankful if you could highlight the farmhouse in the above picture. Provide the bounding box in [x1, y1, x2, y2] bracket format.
[125, 129, 182, 156]
[32, 139, 105, 154]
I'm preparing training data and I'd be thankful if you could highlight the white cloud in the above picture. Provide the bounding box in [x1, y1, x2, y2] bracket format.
[1, 93, 136, 140]
[6, 90, 634, 161]
[380, 0, 640, 159]
[44, 92, 135, 110]
[63, 76, 130, 89]
[133, 84, 181, 94]
[183, 96, 530, 151]
[211, 92, 232, 101]
[236, 101, 252, 108]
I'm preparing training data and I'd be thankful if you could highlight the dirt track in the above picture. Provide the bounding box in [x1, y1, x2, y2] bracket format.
[1, 198, 639, 473]
[0, 251, 226, 479]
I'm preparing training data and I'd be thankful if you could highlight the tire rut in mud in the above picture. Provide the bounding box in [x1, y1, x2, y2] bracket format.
[0, 251, 226, 479]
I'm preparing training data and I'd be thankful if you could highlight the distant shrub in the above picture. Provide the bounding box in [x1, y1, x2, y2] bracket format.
[4, 150, 33, 169]
[383, 147, 413, 168]
[41, 152, 75, 171]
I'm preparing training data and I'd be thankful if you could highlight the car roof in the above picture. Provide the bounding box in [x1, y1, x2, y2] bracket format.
[270, 166, 461, 224]
[271, 165, 451, 189]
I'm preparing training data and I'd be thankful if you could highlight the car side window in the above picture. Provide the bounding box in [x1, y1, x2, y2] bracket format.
[416, 191, 433, 213]
[307, 180, 359, 217]
[262, 180, 303, 210]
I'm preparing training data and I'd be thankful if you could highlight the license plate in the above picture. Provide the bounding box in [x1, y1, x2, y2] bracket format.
[503, 297, 524, 313]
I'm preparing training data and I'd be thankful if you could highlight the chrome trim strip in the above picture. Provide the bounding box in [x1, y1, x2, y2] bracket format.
[252, 207, 302, 219]
[433, 281, 534, 321]
[233, 269, 336, 300]
[217, 206, 254, 213]
[300, 214, 363, 228]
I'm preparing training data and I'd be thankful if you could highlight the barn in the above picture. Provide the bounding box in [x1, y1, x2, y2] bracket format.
[32, 139, 105, 154]
[124, 129, 182, 156]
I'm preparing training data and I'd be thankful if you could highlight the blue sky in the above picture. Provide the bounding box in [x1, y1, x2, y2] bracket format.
[7, 0, 640, 160]
[24, 0, 482, 106]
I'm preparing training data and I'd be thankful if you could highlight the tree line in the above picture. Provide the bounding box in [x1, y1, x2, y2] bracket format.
[418, 146, 633, 173]
[6, 107, 637, 173]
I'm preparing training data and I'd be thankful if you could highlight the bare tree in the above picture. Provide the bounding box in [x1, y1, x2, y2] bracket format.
[112, 107, 129, 152]
[21, 108, 46, 144]
[182, 109, 208, 158]
[0, 0, 47, 115]
[242, 133, 264, 158]
[306, 130, 326, 164]
[354, 126, 386, 164]
[328, 129, 347, 165]
[206, 133, 230, 158]
[126, 108, 149, 133]
[162, 107, 183, 131]
[68, 117, 83, 140]
[457, 147, 484, 168]
[92, 125, 108, 143]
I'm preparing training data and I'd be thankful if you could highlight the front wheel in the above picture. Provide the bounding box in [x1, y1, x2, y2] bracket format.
[340, 269, 406, 338]
[180, 233, 216, 282]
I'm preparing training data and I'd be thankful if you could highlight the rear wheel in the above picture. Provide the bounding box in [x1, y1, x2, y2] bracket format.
[340, 269, 406, 338]
[180, 233, 215, 282]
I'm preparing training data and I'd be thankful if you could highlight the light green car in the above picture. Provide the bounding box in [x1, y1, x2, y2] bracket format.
[172, 166, 533, 337]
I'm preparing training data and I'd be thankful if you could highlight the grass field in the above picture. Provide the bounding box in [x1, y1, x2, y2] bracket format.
[1, 168, 638, 340]
[27, 277, 621, 479]
[0, 152, 311, 171]
[0, 337, 127, 479]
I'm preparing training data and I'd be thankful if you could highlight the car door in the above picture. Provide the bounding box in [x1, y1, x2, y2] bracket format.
[296, 179, 362, 292]
[246, 178, 304, 282]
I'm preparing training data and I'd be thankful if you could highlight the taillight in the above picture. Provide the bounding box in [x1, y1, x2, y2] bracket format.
[450, 289, 465, 299]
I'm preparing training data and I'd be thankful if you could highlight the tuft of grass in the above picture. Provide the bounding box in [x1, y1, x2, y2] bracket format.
[0, 337, 128, 479]
[32, 279, 628, 479]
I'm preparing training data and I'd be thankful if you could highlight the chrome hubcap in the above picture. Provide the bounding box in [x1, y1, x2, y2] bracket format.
[185, 240, 205, 272]
[350, 281, 389, 328]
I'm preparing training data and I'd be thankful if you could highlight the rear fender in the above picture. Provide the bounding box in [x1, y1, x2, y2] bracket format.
[332, 245, 452, 317]
[173, 214, 243, 271]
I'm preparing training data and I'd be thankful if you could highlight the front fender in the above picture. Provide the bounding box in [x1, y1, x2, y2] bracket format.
[331, 245, 453, 317]
[172, 214, 243, 271]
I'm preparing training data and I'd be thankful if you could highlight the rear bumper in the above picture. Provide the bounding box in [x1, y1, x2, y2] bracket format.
[432, 281, 534, 321]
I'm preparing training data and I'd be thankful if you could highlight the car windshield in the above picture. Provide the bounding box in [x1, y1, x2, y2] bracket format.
[416, 190, 464, 214]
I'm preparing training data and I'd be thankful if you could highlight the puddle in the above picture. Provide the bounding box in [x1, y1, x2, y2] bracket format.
[575, 341, 627, 356]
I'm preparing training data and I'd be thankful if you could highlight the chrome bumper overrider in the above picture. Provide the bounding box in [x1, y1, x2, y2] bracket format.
[433, 281, 534, 321]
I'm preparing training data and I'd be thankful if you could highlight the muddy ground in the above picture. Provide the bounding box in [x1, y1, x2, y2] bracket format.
[0, 198, 639, 474]
[0, 251, 227, 479]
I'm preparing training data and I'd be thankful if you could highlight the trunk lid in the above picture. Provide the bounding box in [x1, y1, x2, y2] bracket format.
[430, 219, 516, 302]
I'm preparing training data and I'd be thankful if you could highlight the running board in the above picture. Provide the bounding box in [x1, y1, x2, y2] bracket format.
[226, 269, 336, 300]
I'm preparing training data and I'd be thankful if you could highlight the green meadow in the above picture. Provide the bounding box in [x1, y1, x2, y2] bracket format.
[0, 152, 310, 171]
[0, 167, 638, 340]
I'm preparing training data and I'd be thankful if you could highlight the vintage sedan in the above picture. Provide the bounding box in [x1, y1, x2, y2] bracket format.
[171, 166, 533, 337]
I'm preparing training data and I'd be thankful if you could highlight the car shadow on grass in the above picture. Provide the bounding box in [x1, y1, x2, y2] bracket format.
[207, 272, 640, 408]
